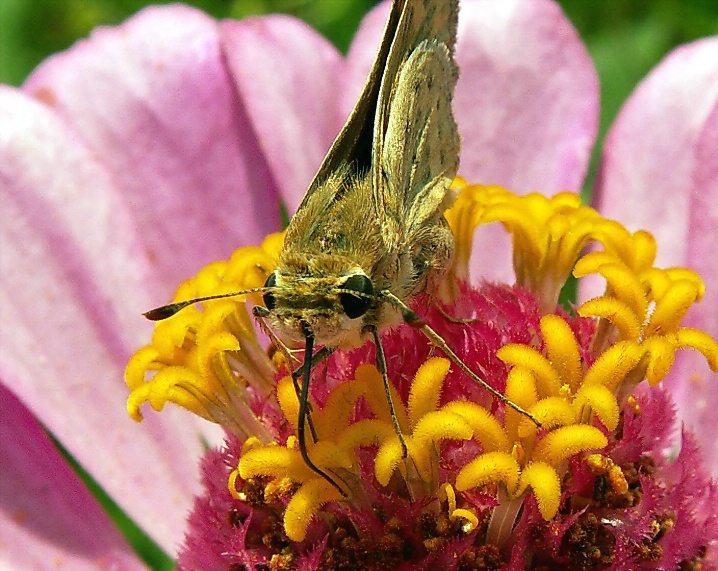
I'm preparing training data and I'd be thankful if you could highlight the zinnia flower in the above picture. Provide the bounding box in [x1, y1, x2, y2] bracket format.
[1, 1, 716, 570]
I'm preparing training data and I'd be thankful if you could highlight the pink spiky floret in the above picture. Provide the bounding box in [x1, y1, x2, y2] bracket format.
[177, 283, 717, 570]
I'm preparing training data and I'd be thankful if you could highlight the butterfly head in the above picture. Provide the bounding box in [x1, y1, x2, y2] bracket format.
[257, 255, 378, 349]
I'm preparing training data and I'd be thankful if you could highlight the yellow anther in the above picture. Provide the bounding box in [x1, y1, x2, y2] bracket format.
[411, 411, 473, 482]
[124, 346, 161, 390]
[228, 468, 241, 500]
[239, 446, 314, 482]
[643, 336, 677, 385]
[571, 384, 620, 431]
[440, 482, 457, 513]
[284, 478, 344, 542]
[578, 297, 642, 341]
[517, 462, 561, 520]
[315, 379, 365, 440]
[505, 367, 539, 408]
[444, 183, 601, 311]
[375, 436, 409, 487]
[444, 177, 487, 283]
[150, 308, 197, 358]
[532, 425, 608, 466]
[441, 401, 510, 452]
[451, 509, 479, 532]
[357, 364, 410, 432]
[676, 328, 718, 370]
[337, 419, 396, 451]
[518, 397, 575, 439]
[497, 345, 562, 397]
[408, 358, 451, 429]
[455, 452, 521, 495]
[276, 376, 301, 430]
[576, 257, 647, 318]
[194, 331, 241, 384]
[241, 436, 262, 454]
[126, 366, 208, 421]
[504, 367, 539, 443]
[583, 341, 645, 391]
[645, 280, 701, 336]
[540, 315, 583, 393]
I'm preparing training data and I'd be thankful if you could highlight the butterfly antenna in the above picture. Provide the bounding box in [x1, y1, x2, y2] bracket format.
[381, 290, 543, 428]
[143, 287, 267, 321]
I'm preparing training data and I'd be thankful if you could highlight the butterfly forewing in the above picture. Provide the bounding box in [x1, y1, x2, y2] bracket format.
[294, 2, 405, 214]
[373, 1, 459, 242]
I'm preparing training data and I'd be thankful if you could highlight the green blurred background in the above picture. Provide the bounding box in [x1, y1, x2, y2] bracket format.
[2, 0, 717, 186]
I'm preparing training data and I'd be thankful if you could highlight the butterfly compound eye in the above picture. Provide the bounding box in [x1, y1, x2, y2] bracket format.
[339, 274, 374, 319]
[263, 272, 278, 310]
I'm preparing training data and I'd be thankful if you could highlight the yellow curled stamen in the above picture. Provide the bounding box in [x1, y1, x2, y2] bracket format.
[497, 345, 562, 397]
[540, 315, 583, 393]
[532, 425, 608, 466]
[578, 297, 642, 341]
[284, 479, 344, 542]
[440, 401, 510, 452]
[517, 462, 561, 520]
[408, 358, 451, 429]
[455, 451, 521, 495]
[571, 384, 620, 431]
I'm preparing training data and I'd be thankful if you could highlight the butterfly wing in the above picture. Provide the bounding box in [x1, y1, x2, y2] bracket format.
[373, 0, 460, 243]
[294, 1, 405, 214]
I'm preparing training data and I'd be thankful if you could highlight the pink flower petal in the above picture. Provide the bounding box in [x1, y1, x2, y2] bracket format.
[341, 1, 391, 118]
[457, 0, 598, 283]
[455, 0, 598, 194]
[345, 0, 599, 283]
[0, 384, 147, 571]
[0, 86, 220, 554]
[220, 15, 345, 213]
[22, 4, 282, 290]
[594, 38, 718, 267]
[593, 38, 718, 470]
[672, 100, 718, 470]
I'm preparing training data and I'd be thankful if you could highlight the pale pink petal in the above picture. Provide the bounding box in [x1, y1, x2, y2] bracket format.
[594, 38, 718, 267]
[455, 0, 598, 194]
[0, 384, 147, 571]
[592, 38, 718, 470]
[341, 1, 391, 118]
[23, 4, 281, 290]
[672, 100, 718, 470]
[220, 15, 345, 213]
[458, 0, 598, 283]
[0, 87, 218, 554]
[345, 0, 599, 283]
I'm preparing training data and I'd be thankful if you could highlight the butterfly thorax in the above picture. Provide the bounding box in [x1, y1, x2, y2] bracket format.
[265, 167, 455, 349]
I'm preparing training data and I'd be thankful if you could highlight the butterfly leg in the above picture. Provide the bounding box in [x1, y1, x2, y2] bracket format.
[295, 326, 346, 496]
[290, 345, 335, 443]
[369, 326, 408, 457]
[380, 290, 542, 428]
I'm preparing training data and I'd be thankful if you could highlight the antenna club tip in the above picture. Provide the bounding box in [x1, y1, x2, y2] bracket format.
[143, 304, 182, 321]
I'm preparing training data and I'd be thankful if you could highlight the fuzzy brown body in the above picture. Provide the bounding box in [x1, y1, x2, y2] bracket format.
[265, 0, 460, 351]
